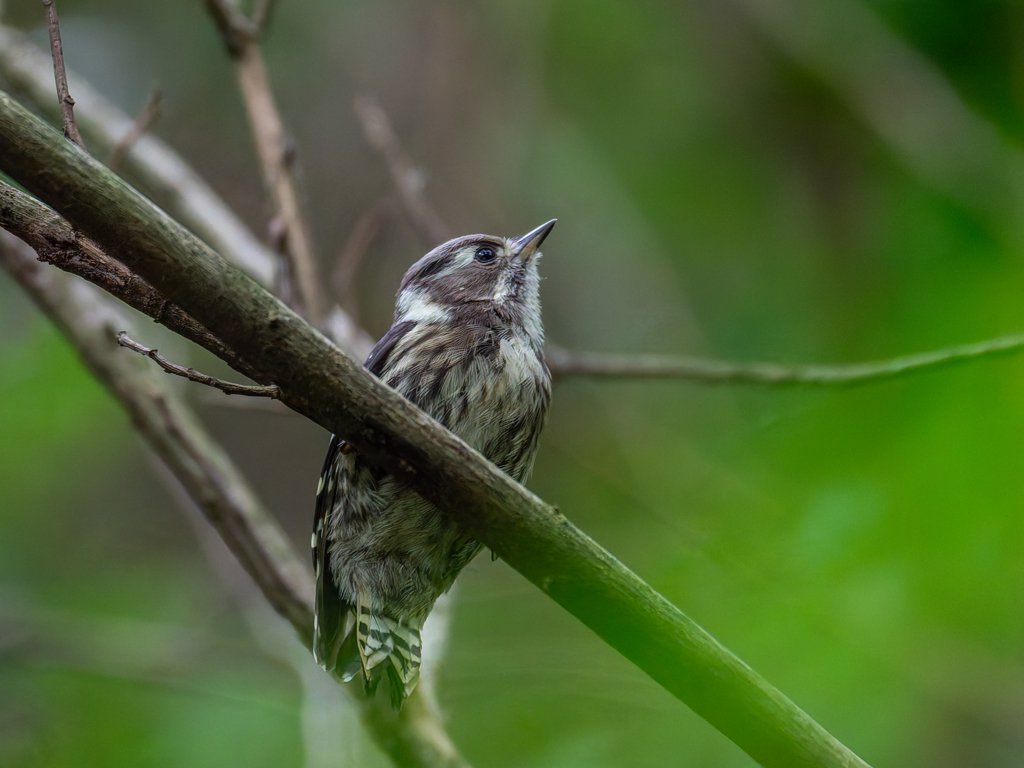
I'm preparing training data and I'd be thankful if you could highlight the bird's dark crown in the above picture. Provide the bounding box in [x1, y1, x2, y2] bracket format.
[399, 234, 509, 295]
[393, 222, 553, 340]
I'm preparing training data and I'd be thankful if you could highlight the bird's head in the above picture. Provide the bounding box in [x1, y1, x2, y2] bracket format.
[394, 220, 555, 336]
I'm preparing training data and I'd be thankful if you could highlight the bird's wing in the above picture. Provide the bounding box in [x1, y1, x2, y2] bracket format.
[364, 319, 416, 377]
[313, 433, 348, 668]
[312, 318, 418, 671]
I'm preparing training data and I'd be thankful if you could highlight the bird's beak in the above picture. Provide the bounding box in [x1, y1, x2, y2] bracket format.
[511, 219, 556, 263]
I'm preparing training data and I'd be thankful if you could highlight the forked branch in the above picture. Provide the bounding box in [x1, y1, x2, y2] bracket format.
[116, 331, 281, 398]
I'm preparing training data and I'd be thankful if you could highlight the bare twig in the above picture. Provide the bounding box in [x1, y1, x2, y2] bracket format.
[117, 331, 281, 398]
[108, 89, 161, 171]
[331, 195, 392, 318]
[204, 0, 325, 324]
[546, 334, 1024, 385]
[0, 234, 471, 768]
[354, 96, 451, 245]
[40, 0, 84, 149]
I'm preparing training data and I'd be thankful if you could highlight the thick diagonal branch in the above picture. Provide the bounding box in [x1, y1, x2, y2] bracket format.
[0, 89, 869, 768]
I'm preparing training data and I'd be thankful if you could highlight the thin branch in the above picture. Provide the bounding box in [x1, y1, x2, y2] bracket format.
[204, 0, 325, 324]
[546, 335, 1024, 385]
[117, 331, 281, 398]
[0, 233, 471, 768]
[40, 0, 84, 149]
[331, 195, 392, 318]
[0, 87, 870, 768]
[108, 88, 161, 171]
[354, 95, 451, 245]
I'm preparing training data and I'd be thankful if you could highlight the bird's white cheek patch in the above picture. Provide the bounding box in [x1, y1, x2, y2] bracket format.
[398, 290, 452, 323]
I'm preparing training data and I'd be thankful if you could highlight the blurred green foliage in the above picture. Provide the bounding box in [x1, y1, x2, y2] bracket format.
[3, 0, 1024, 766]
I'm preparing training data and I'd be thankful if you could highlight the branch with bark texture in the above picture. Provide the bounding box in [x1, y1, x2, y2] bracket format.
[0, 89, 869, 768]
[41, 0, 83, 149]
[0, 234, 470, 768]
[203, 0, 324, 323]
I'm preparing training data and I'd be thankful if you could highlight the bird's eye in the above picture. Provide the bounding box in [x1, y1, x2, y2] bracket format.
[474, 246, 497, 264]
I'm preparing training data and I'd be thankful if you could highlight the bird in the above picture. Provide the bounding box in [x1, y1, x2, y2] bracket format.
[312, 220, 555, 707]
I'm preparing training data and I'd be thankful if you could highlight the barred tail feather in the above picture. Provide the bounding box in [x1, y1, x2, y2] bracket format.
[356, 593, 423, 707]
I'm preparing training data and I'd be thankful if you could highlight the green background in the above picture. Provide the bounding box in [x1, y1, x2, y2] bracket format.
[2, 0, 1024, 765]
